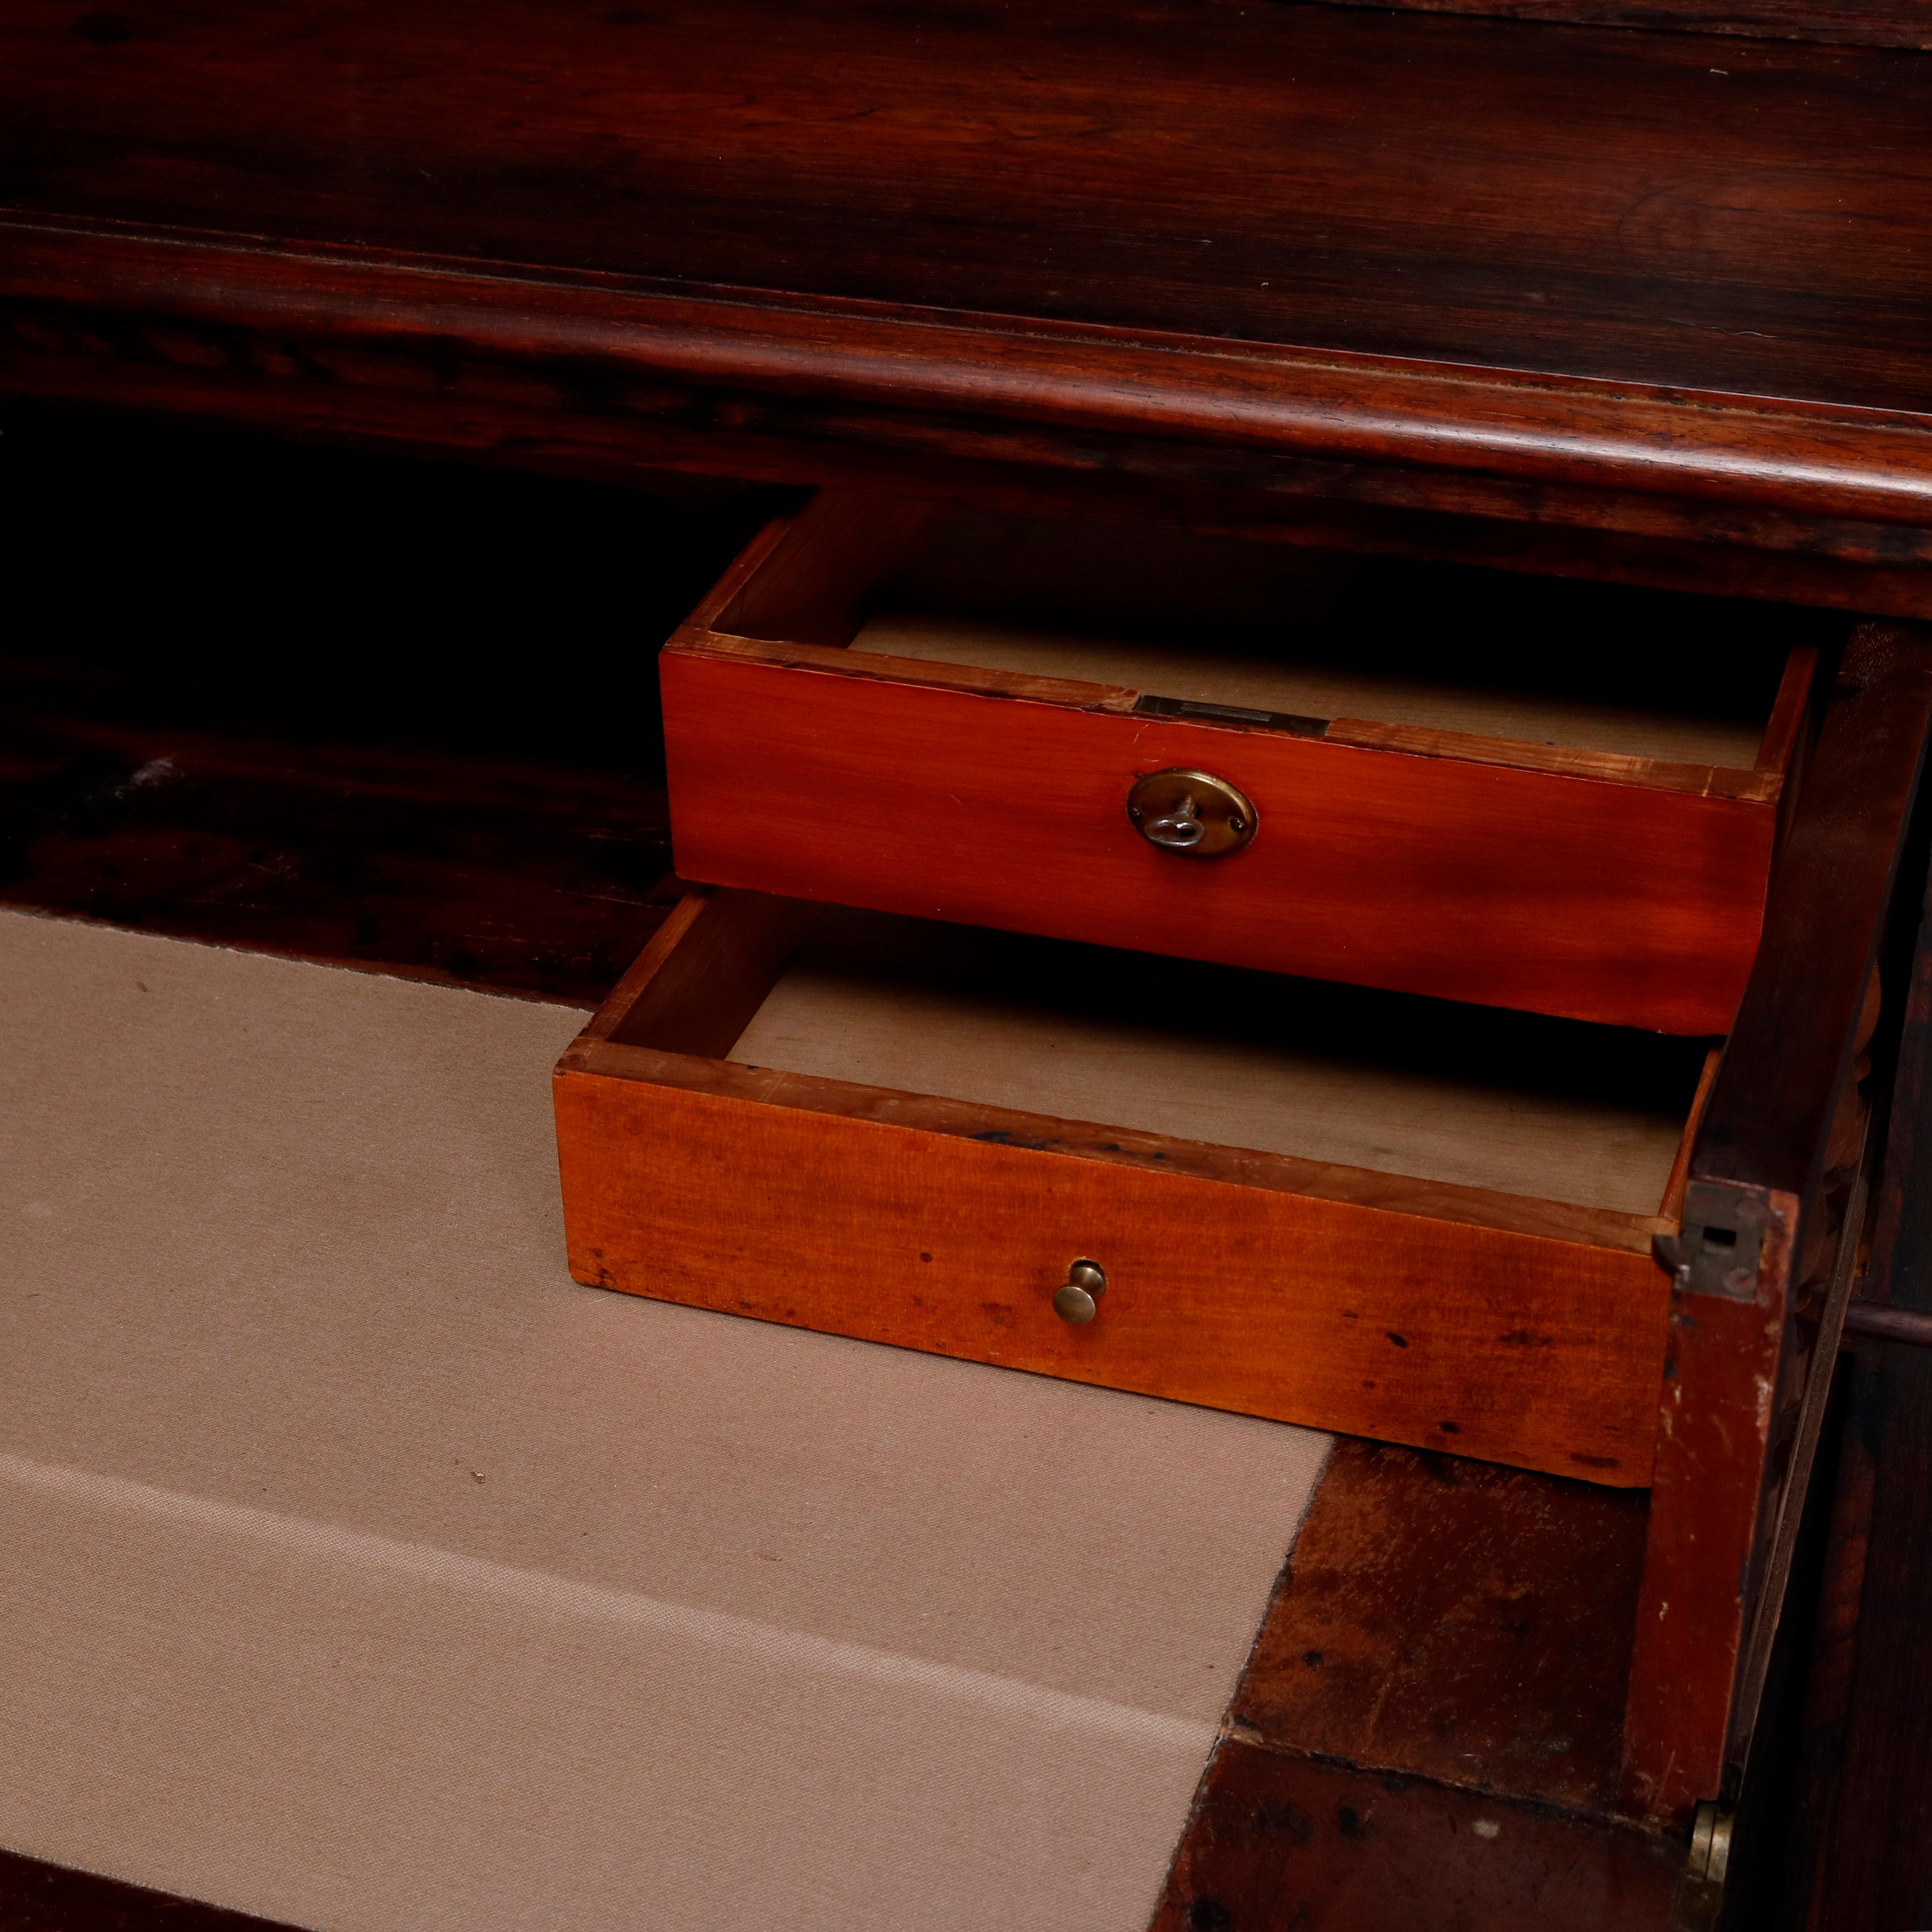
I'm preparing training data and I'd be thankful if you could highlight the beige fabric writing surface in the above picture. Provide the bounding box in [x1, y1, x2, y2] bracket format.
[0, 910, 1330, 1932]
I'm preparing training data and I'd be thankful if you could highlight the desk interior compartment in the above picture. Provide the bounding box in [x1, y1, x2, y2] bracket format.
[555, 887, 1719, 1486]
[660, 493, 1829, 1035]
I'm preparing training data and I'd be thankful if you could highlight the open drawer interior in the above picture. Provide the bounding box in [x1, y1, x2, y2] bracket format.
[702, 494, 1828, 775]
[726, 907, 1711, 1220]
[558, 888, 1715, 1485]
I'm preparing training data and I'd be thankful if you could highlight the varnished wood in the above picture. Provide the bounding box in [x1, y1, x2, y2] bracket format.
[1757, 647, 1822, 776]
[1153, 1740, 1681, 1931]
[1694, 625, 1932, 1202]
[1622, 1254, 1796, 1823]
[3, 2, 1931, 424]
[665, 498, 1811, 1034]
[1313, 0, 1932, 49]
[554, 889, 1685, 1482]
[1228, 1441, 1649, 1812]
[1318, 719, 1780, 801]
[589, 889, 823, 1060]
[3, 211, 1929, 531]
[5, 0, 1932, 578]
[9, 300, 1932, 618]
[668, 641, 1777, 1035]
[1794, 844, 1932, 1930]
[1659, 1049, 1724, 1227]
[1621, 623, 1932, 1825]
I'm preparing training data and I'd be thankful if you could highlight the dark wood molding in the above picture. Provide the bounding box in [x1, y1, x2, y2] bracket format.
[5, 216, 1932, 547]
[1298, 0, 1932, 51]
[4, 0, 1932, 581]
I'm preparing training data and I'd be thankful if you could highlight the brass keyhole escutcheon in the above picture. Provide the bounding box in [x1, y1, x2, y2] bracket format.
[1127, 769, 1257, 858]
[1053, 1259, 1107, 1325]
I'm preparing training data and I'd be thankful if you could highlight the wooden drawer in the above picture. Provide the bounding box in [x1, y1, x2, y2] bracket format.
[661, 494, 1825, 1037]
[554, 886, 1721, 1487]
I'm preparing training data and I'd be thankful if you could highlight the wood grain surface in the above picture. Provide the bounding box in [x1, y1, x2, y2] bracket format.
[1308, 0, 1932, 47]
[1792, 844, 1932, 1931]
[1228, 1441, 1650, 1812]
[8, 266, 1932, 615]
[1152, 1740, 1682, 1932]
[555, 887, 1678, 1482]
[1620, 623, 1932, 1825]
[3, 0, 1930, 417]
[663, 642, 1779, 1034]
[1694, 624, 1932, 1201]
[5, 0, 1932, 562]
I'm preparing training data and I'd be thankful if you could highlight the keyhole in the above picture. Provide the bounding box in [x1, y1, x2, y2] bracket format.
[1125, 769, 1258, 859]
[1149, 796, 1205, 847]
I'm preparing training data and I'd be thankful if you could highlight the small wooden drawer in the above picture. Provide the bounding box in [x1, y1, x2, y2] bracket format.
[661, 494, 1824, 1036]
[555, 886, 1721, 1486]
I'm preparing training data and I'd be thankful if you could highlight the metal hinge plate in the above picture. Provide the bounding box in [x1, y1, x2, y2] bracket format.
[1652, 1180, 1774, 1301]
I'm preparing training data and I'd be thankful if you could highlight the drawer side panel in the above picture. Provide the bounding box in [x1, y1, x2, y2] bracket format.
[555, 1067, 1669, 1485]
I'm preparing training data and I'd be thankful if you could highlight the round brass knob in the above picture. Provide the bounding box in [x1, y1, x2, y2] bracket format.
[1127, 769, 1257, 857]
[1053, 1259, 1107, 1324]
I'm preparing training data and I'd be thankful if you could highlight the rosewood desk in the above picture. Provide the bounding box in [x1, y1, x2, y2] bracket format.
[3, 2, 1931, 1924]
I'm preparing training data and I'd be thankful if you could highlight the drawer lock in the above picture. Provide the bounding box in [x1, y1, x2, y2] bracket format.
[1053, 1260, 1107, 1325]
[1127, 769, 1257, 857]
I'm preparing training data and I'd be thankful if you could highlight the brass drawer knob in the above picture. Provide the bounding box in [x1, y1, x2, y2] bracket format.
[1127, 769, 1257, 857]
[1053, 1259, 1107, 1324]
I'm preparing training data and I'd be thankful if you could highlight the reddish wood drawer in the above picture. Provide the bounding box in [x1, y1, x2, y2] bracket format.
[554, 887, 1721, 1486]
[661, 494, 1825, 1035]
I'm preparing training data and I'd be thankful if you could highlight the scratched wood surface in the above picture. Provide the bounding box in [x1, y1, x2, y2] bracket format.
[1153, 1738, 1682, 1931]
[1152, 1441, 1681, 1930]
[1227, 1440, 1651, 1813]
[555, 888, 1682, 1482]
[1621, 622, 1932, 1825]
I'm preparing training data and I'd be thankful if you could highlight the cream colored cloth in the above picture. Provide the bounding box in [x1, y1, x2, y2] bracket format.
[0, 910, 1330, 1932]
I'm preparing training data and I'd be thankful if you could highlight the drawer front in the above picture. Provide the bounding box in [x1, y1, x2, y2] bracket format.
[555, 1062, 1669, 1486]
[663, 648, 1773, 1035]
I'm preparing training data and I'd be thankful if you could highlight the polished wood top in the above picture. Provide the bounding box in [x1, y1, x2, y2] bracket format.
[5, 0, 1930, 400]
[2, 1, 1929, 532]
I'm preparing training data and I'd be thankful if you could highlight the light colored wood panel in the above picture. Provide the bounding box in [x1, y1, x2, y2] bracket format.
[595, 886, 821, 1059]
[715, 494, 943, 644]
[662, 650, 1776, 1035]
[554, 1063, 1670, 1486]
[1322, 718, 1778, 801]
[850, 608, 1773, 769]
[1757, 644, 1821, 771]
[729, 909, 1694, 1219]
